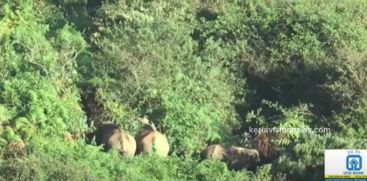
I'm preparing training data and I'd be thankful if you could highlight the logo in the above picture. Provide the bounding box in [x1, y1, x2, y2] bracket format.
[346, 155, 362, 171]
[325, 149, 367, 180]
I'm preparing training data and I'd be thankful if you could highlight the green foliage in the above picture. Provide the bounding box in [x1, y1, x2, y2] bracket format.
[194, 159, 253, 181]
[254, 164, 273, 181]
[77, 0, 242, 156]
[0, 135, 254, 180]
[0, 1, 87, 144]
[1, 0, 367, 180]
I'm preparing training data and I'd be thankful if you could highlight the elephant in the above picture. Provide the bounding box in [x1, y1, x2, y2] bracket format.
[95, 121, 136, 156]
[202, 144, 260, 170]
[135, 117, 169, 157]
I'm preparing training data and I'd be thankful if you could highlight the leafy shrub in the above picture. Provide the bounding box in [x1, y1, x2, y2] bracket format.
[1, 135, 254, 181]
[1, 0, 367, 180]
[0, 1, 87, 144]
[77, 0, 242, 156]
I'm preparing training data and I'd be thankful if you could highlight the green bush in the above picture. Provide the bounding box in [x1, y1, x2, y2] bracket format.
[77, 0, 242, 156]
[1, 0, 367, 180]
[0, 135, 254, 181]
[0, 1, 87, 145]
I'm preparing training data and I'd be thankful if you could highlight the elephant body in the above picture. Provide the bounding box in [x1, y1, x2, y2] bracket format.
[203, 144, 227, 160]
[95, 122, 136, 156]
[136, 118, 169, 157]
[203, 144, 260, 170]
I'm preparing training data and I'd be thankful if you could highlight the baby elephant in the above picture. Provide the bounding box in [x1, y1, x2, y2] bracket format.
[135, 118, 169, 157]
[202, 144, 260, 170]
[95, 122, 136, 157]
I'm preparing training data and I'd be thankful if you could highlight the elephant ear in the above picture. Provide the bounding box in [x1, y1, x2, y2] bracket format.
[119, 132, 131, 150]
[250, 151, 260, 162]
[109, 132, 122, 150]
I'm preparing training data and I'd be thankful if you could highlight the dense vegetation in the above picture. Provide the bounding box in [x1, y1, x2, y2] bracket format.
[1, 0, 366, 180]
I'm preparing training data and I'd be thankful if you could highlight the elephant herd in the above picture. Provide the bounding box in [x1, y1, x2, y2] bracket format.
[90, 117, 260, 170]
[92, 117, 169, 157]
